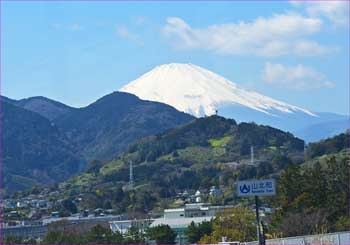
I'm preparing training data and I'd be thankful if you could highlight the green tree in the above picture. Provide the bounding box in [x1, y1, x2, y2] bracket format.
[186, 221, 201, 244]
[84, 224, 121, 244]
[199, 207, 256, 243]
[103, 200, 113, 210]
[123, 226, 145, 244]
[186, 221, 213, 244]
[3, 236, 25, 244]
[86, 160, 103, 174]
[61, 199, 78, 214]
[272, 154, 292, 170]
[146, 224, 177, 244]
[114, 185, 125, 202]
[278, 165, 305, 211]
[272, 154, 350, 235]
[43, 231, 80, 244]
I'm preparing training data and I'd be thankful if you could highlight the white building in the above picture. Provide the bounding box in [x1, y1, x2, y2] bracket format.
[151, 203, 232, 244]
[109, 203, 232, 244]
[164, 203, 230, 219]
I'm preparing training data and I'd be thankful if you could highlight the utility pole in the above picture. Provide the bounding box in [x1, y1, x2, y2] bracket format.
[255, 196, 263, 245]
[252, 146, 265, 245]
[260, 221, 266, 245]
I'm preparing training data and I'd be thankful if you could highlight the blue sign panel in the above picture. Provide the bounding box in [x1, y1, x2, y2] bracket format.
[237, 179, 276, 197]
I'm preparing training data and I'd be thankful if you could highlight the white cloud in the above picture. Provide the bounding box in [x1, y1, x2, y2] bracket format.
[262, 62, 335, 90]
[68, 23, 82, 31]
[116, 25, 143, 45]
[291, 1, 349, 26]
[293, 40, 338, 56]
[162, 14, 335, 57]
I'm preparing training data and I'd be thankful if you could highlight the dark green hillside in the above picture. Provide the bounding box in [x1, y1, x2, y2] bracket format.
[271, 149, 350, 236]
[55, 92, 194, 161]
[128, 116, 304, 163]
[61, 116, 304, 213]
[306, 131, 349, 158]
[1, 93, 193, 192]
[128, 116, 237, 162]
[2, 102, 82, 191]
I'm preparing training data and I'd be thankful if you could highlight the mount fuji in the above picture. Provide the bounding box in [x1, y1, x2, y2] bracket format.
[120, 63, 349, 142]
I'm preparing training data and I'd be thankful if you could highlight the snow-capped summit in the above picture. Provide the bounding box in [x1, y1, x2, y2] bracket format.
[120, 63, 315, 117]
[119, 63, 349, 141]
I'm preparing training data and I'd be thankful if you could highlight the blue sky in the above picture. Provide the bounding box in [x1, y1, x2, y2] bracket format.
[1, 1, 349, 115]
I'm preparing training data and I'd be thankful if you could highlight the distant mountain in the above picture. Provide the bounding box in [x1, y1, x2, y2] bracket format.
[1, 96, 74, 121]
[219, 107, 349, 142]
[2, 92, 193, 191]
[1, 96, 17, 104]
[294, 113, 349, 142]
[120, 63, 349, 141]
[2, 101, 82, 191]
[121, 63, 314, 117]
[54, 91, 194, 161]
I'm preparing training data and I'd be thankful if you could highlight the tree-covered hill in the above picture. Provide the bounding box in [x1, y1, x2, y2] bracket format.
[6, 127, 349, 243]
[306, 131, 349, 158]
[60, 116, 305, 213]
[127, 116, 304, 163]
[1, 92, 193, 192]
[2, 101, 83, 191]
[55, 92, 194, 161]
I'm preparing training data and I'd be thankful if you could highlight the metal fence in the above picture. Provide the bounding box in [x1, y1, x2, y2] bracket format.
[2, 225, 47, 239]
[243, 231, 350, 245]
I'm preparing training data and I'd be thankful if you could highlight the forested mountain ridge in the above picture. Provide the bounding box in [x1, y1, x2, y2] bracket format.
[54, 92, 194, 161]
[126, 115, 304, 163]
[1, 92, 194, 191]
[306, 131, 349, 158]
[1, 95, 75, 121]
[61, 116, 305, 213]
[2, 101, 82, 191]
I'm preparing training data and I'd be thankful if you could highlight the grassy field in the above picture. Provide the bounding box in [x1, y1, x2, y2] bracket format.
[208, 136, 232, 147]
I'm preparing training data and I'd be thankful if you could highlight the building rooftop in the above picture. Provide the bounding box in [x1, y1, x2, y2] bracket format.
[150, 216, 214, 229]
[164, 208, 185, 213]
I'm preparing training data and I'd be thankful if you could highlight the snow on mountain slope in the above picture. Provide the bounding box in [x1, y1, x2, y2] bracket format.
[120, 63, 315, 118]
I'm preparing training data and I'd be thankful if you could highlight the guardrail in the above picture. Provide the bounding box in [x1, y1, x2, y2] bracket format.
[242, 231, 350, 245]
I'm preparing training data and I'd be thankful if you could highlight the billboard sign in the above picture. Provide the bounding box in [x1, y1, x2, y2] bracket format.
[237, 179, 276, 197]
